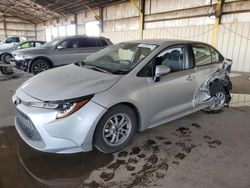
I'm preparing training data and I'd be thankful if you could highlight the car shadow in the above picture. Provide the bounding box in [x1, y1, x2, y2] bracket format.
[0, 126, 114, 188]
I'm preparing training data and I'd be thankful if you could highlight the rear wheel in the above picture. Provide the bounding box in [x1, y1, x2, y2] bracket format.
[31, 59, 51, 75]
[94, 104, 137, 153]
[207, 83, 226, 111]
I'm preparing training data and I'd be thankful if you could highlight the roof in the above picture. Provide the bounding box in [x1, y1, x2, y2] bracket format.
[53, 35, 109, 40]
[0, 0, 123, 23]
[124, 39, 199, 45]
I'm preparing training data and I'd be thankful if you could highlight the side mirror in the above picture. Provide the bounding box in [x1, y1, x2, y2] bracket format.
[154, 65, 171, 82]
[56, 45, 64, 50]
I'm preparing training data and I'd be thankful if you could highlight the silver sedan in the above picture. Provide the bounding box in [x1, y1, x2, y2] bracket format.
[12, 39, 232, 153]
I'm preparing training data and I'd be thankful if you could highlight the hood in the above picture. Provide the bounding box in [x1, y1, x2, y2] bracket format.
[20, 64, 121, 101]
[0, 46, 15, 53]
[12, 47, 50, 55]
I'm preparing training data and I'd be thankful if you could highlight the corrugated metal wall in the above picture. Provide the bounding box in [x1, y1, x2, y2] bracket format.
[101, 0, 250, 72]
[35, 0, 250, 72]
[0, 15, 36, 41]
[218, 22, 250, 72]
[102, 22, 250, 72]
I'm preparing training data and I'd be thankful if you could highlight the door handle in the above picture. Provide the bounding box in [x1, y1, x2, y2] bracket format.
[187, 75, 196, 80]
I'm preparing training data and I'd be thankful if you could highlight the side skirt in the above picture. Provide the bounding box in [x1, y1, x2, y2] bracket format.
[147, 104, 208, 129]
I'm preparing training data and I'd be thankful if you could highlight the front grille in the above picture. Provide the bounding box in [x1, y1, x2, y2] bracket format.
[15, 108, 45, 149]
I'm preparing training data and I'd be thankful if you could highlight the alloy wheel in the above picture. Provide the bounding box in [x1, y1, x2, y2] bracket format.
[212, 91, 226, 110]
[33, 62, 50, 74]
[2, 54, 12, 64]
[102, 113, 132, 146]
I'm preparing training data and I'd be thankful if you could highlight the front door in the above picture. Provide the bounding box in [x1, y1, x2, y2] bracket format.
[51, 38, 79, 66]
[146, 45, 198, 125]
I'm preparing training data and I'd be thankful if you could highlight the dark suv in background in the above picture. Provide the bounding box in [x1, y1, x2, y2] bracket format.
[11, 35, 112, 74]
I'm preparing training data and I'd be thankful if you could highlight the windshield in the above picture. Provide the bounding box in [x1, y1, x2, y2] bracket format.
[42, 38, 62, 48]
[82, 43, 158, 74]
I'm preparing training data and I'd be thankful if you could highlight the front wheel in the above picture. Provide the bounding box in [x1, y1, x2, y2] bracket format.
[94, 105, 137, 153]
[1, 53, 12, 64]
[0, 66, 14, 75]
[31, 59, 51, 75]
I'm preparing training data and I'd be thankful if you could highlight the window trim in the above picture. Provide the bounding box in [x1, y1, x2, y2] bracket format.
[137, 44, 190, 77]
[190, 43, 224, 68]
[55, 38, 78, 49]
[78, 37, 100, 48]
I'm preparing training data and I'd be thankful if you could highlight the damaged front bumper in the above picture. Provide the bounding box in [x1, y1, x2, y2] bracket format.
[10, 58, 31, 72]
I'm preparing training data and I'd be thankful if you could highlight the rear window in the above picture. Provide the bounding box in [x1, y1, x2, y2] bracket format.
[192, 44, 211, 66]
[192, 44, 224, 66]
[77, 38, 109, 47]
[35, 42, 44, 47]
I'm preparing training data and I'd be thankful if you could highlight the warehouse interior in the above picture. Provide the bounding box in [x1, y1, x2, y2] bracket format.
[0, 0, 250, 187]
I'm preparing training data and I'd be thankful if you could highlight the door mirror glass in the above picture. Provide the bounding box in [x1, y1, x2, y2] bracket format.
[154, 65, 171, 82]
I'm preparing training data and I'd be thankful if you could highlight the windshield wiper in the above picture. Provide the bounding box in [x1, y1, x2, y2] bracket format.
[111, 70, 128, 75]
[77, 61, 112, 74]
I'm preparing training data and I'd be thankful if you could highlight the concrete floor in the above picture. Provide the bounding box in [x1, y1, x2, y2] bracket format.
[0, 70, 250, 188]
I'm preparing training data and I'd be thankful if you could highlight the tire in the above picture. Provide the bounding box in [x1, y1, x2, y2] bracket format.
[93, 104, 137, 153]
[31, 59, 51, 75]
[0, 66, 14, 75]
[1, 53, 12, 64]
[207, 82, 226, 111]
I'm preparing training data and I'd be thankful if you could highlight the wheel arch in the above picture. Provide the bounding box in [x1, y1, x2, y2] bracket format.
[29, 56, 54, 72]
[106, 102, 143, 132]
[0, 52, 12, 56]
[0, 52, 12, 61]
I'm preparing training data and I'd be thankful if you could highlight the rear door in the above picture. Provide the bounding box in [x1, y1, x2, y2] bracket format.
[77, 37, 109, 60]
[190, 43, 224, 97]
[142, 44, 198, 125]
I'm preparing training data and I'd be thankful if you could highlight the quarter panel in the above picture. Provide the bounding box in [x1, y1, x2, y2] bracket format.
[194, 63, 221, 88]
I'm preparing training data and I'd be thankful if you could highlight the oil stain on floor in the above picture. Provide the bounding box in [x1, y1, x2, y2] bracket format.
[0, 120, 222, 188]
[83, 122, 222, 188]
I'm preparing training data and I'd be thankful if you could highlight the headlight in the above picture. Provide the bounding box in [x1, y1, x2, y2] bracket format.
[15, 54, 25, 60]
[23, 95, 93, 119]
[29, 102, 59, 109]
[56, 99, 90, 119]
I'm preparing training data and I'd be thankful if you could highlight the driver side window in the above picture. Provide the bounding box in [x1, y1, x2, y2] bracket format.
[5, 37, 14, 43]
[20, 42, 32, 49]
[58, 39, 78, 49]
[157, 47, 184, 72]
[138, 46, 184, 77]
